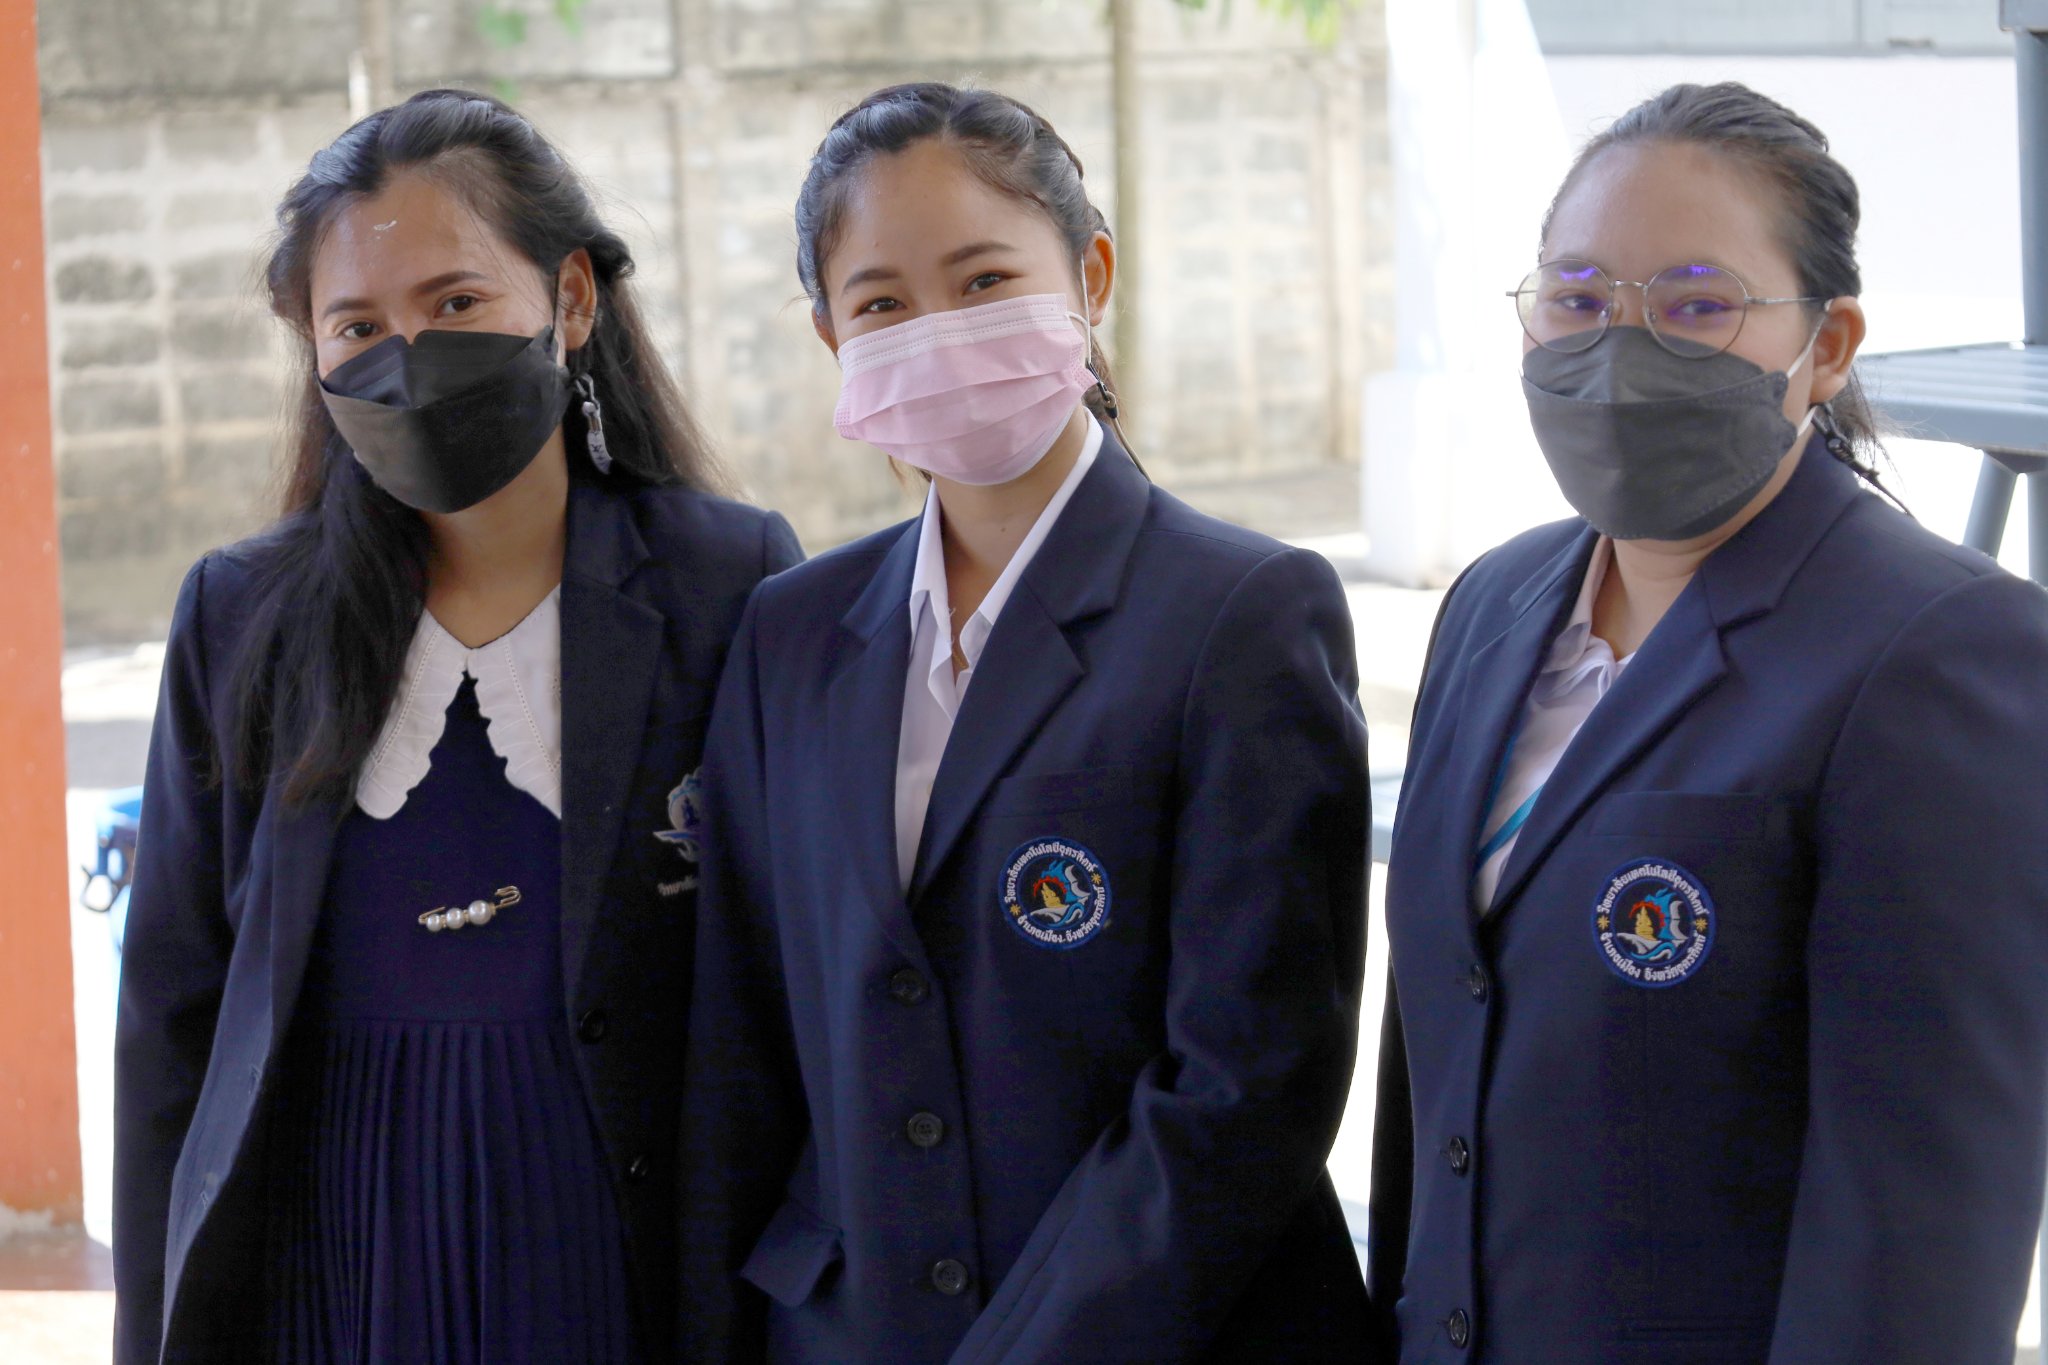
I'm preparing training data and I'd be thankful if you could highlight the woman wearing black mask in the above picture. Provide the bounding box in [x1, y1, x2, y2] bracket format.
[112, 90, 800, 1365]
[1369, 84, 2048, 1364]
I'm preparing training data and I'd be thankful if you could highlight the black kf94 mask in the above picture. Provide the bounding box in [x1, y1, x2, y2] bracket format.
[320, 327, 571, 514]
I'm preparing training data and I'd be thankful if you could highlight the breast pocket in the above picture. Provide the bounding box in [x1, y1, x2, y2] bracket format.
[1584, 789, 1810, 979]
[1589, 790, 1772, 842]
[985, 763, 1134, 818]
[973, 765, 1170, 964]
[1567, 791, 1811, 1324]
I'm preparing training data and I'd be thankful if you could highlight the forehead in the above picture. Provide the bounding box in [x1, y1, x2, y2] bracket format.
[824, 139, 1066, 286]
[309, 171, 527, 304]
[1544, 139, 1795, 289]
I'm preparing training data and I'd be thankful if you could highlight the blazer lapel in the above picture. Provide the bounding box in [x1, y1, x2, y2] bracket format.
[559, 478, 664, 993]
[906, 441, 1149, 905]
[1486, 438, 1867, 917]
[1486, 586, 1727, 916]
[1434, 530, 1594, 922]
[829, 519, 930, 967]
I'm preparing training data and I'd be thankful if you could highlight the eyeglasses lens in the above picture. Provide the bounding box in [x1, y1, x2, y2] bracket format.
[1516, 260, 1610, 354]
[1644, 263, 1746, 355]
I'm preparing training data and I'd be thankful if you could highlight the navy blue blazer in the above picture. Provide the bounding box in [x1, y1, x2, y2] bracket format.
[1368, 443, 2048, 1365]
[112, 473, 801, 1364]
[680, 440, 1374, 1364]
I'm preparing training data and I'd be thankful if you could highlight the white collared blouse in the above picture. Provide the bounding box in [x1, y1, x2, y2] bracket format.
[892, 414, 1103, 889]
[355, 588, 563, 819]
[1472, 537, 1634, 910]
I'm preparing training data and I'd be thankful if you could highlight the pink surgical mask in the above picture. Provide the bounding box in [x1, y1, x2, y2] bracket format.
[832, 292, 1095, 486]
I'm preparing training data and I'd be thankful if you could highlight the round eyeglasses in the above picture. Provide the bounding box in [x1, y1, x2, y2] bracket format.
[1509, 259, 1825, 357]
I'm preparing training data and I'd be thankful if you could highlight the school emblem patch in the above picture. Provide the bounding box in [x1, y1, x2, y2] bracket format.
[1001, 838, 1112, 950]
[1593, 860, 1715, 988]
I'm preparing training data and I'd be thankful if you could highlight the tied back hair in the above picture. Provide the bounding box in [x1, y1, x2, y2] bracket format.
[1544, 81, 1907, 511]
[231, 88, 726, 810]
[793, 81, 1137, 459]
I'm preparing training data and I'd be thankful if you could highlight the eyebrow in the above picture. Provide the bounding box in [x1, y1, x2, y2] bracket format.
[319, 269, 493, 320]
[835, 240, 1019, 298]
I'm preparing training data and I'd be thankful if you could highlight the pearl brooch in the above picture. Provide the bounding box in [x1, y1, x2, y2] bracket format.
[418, 885, 523, 933]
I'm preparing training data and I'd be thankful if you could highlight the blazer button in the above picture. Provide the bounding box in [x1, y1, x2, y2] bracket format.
[1466, 965, 1489, 1003]
[578, 1009, 609, 1043]
[1445, 1136, 1471, 1176]
[1447, 1308, 1472, 1349]
[627, 1155, 652, 1183]
[888, 968, 929, 1005]
[931, 1259, 971, 1296]
[906, 1112, 946, 1148]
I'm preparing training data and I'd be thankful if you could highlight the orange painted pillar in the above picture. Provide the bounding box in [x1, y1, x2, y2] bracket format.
[0, 0, 84, 1224]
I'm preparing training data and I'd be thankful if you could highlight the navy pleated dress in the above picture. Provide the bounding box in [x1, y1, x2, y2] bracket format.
[264, 678, 639, 1364]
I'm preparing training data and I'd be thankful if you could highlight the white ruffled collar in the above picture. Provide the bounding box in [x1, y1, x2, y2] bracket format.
[356, 589, 563, 819]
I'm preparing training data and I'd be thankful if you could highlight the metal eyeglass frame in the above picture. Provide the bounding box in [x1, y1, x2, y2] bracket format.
[1507, 258, 1827, 357]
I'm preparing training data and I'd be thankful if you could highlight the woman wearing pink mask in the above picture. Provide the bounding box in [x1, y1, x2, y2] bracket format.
[679, 83, 1376, 1363]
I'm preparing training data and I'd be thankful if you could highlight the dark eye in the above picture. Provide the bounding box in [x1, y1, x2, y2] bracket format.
[1667, 296, 1735, 319]
[857, 297, 902, 316]
[1550, 291, 1605, 314]
[966, 272, 1005, 293]
[437, 293, 480, 317]
[339, 320, 377, 341]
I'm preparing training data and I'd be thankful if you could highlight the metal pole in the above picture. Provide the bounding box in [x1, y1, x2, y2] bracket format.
[2028, 468, 2048, 586]
[1962, 455, 2018, 558]
[2019, 28, 2048, 345]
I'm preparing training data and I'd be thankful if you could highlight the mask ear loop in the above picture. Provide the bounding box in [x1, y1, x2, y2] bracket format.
[1067, 283, 1146, 475]
[1795, 299, 1914, 519]
[1069, 304, 1120, 420]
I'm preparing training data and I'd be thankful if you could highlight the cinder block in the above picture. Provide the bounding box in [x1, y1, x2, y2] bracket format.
[54, 257, 153, 305]
[42, 122, 149, 173]
[58, 440, 167, 502]
[164, 191, 273, 233]
[163, 114, 261, 164]
[179, 371, 280, 424]
[46, 194, 147, 242]
[169, 312, 273, 365]
[183, 434, 279, 491]
[60, 321, 161, 370]
[171, 252, 260, 303]
[59, 378, 162, 435]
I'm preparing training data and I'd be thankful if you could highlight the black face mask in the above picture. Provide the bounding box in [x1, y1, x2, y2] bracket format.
[320, 327, 570, 514]
[1521, 326, 1818, 542]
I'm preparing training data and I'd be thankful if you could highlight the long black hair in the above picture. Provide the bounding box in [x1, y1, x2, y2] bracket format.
[793, 82, 1133, 454]
[232, 88, 724, 809]
[1543, 81, 1898, 496]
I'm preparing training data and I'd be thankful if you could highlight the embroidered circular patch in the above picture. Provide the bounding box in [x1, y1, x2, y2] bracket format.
[1593, 860, 1715, 988]
[1001, 838, 1112, 950]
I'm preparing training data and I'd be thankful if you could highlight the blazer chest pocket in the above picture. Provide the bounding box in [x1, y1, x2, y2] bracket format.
[1591, 791, 1776, 843]
[986, 764, 1137, 818]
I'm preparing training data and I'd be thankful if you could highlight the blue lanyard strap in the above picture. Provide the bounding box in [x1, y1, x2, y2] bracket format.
[1475, 784, 1542, 871]
[1472, 728, 1538, 872]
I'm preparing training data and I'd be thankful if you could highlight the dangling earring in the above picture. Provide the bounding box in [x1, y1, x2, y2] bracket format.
[575, 373, 613, 475]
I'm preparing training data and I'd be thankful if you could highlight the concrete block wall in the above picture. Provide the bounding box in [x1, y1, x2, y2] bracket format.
[38, 0, 1390, 640]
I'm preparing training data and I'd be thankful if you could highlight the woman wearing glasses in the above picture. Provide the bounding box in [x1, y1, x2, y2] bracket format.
[1368, 83, 2048, 1364]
